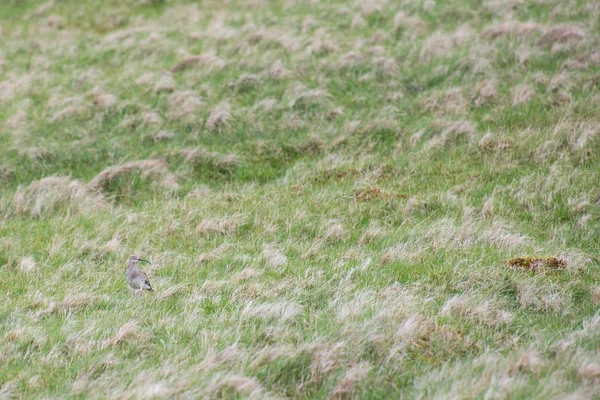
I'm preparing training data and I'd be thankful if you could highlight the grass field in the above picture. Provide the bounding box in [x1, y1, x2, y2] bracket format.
[1, 0, 600, 398]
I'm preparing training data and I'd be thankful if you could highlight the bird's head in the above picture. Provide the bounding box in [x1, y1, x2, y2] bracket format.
[129, 255, 151, 265]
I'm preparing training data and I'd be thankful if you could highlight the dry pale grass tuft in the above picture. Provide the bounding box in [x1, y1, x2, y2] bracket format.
[242, 301, 304, 322]
[329, 362, 371, 398]
[511, 349, 544, 374]
[269, 59, 291, 79]
[321, 219, 346, 242]
[420, 25, 473, 61]
[393, 11, 427, 33]
[152, 130, 175, 143]
[158, 285, 187, 301]
[5, 109, 27, 129]
[511, 84, 535, 105]
[153, 74, 176, 94]
[359, 221, 387, 244]
[206, 101, 232, 131]
[516, 281, 569, 312]
[423, 87, 468, 115]
[538, 24, 587, 46]
[335, 290, 376, 321]
[209, 375, 263, 398]
[170, 53, 225, 72]
[101, 321, 149, 349]
[142, 111, 163, 126]
[380, 242, 425, 265]
[49, 101, 88, 123]
[233, 268, 260, 282]
[472, 80, 497, 107]
[591, 286, 600, 305]
[227, 73, 261, 91]
[19, 256, 37, 273]
[87, 160, 179, 192]
[0, 74, 32, 106]
[428, 119, 477, 148]
[481, 196, 495, 217]
[287, 84, 331, 109]
[482, 20, 542, 39]
[168, 90, 204, 121]
[577, 363, 600, 383]
[88, 87, 117, 109]
[56, 293, 96, 313]
[262, 243, 288, 269]
[180, 148, 239, 172]
[441, 294, 513, 327]
[14, 176, 104, 216]
[252, 97, 279, 113]
[196, 215, 243, 236]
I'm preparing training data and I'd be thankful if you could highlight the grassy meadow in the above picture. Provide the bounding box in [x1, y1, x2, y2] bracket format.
[1, 0, 600, 398]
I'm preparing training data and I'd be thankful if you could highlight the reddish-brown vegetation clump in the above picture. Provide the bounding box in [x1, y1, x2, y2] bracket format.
[507, 256, 567, 272]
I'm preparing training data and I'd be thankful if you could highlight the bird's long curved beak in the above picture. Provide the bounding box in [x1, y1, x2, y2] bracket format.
[138, 259, 151, 264]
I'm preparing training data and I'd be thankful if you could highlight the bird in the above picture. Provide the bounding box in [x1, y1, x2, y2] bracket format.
[125, 255, 154, 294]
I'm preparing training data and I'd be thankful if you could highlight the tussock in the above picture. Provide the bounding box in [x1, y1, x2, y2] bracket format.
[424, 218, 529, 250]
[56, 293, 96, 313]
[262, 243, 288, 268]
[168, 90, 204, 120]
[329, 362, 371, 398]
[88, 87, 117, 109]
[420, 25, 473, 61]
[180, 147, 239, 172]
[393, 12, 427, 33]
[422, 88, 468, 115]
[428, 119, 477, 148]
[216, 375, 263, 397]
[152, 74, 176, 93]
[142, 111, 163, 126]
[380, 242, 425, 265]
[49, 104, 87, 123]
[269, 59, 291, 79]
[242, 301, 304, 321]
[102, 27, 154, 44]
[538, 25, 587, 46]
[101, 321, 149, 348]
[335, 290, 376, 321]
[234, 268, 260, 282]
[14, 176, 104, 216]
[472, 80, 497, 107]
[441, 294, 513, 327]
[5, 109, 27, 129]
[516, 282, 568, 312]
[87, 160, 178, 192]
[152, 130, 175, 143]
[578, 363, 600, 383]
[227, 73, 261, 91]
[324, 219, 347, 242]
[19, 256, 37, 273]
[158, 285, 187, 301]
[482, 21, 542, 39]
[287, 85, 331, 109]
[511, 84, 535, 105]
[196, 215, 242, 236]
[170, 53, 225, 72]
[206, 101, 232, 131]
[591, 286, 600, 305]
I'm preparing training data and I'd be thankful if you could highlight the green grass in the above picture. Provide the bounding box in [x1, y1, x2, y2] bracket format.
[1, 0, 600, 398]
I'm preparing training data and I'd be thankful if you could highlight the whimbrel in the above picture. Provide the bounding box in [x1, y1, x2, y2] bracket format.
[125, 255, 154, 294]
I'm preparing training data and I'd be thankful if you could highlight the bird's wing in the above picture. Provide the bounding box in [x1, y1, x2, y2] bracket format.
[140, 270, 152, 287]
